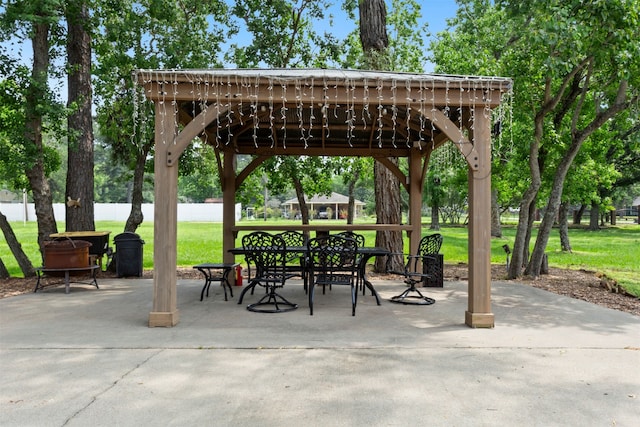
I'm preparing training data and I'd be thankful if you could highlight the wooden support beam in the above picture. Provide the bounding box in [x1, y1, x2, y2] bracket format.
[408, 148, 423, 257]
[140, 80, 506, 109]
[169, 105, 228, 166]
[419, 107, 480, 171]
[465, 107, 494, 328]
[149, 102, 179, 327]
[222, 151, 237, 265]
[376, 157, 408, 191]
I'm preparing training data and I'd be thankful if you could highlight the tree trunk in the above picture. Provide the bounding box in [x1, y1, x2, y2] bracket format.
[359, 0, 388, 53]
[508, 172, 540, 278]
[359, 0, 402, 271]
[526, 151, 576, 276]
[346, 170, 360, 224]
[559, 200, 572, 252]
[491, 188, 502, 237]
[0, 211, 36, 277]
[589, 202, 599, 231]
[430, 202, 440, 230]
[65, 0, 95, 232]
[26, 20, 58, 250]
[373, 160, 403, 272]
[508, 105, 547, 279]
[347, 180, 355, 224]
[524, 202, 536, 264]
[124, 149, 149, 232]
[0, 257, 9, 279]
[573, 204, 586, 224]
[293, 177, 310, 225]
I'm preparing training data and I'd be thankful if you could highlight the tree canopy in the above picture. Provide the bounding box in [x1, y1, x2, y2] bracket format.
[431, 0, 640, 277]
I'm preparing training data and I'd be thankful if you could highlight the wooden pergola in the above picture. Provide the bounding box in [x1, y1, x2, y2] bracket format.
[135, 69, 512, 328]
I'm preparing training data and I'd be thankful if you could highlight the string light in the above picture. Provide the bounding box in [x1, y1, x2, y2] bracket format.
[131, 70, 513, 170]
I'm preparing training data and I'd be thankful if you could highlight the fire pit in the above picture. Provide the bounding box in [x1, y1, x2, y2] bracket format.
[43, 239, 92, 270]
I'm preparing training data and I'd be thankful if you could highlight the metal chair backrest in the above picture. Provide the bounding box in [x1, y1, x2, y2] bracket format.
[276, 230, 307, 264]
[418, 233, 443, 256]
[241, 231, 287, 278]
[335, 231, 365, 248]
[307, 234, 358, 276]
[277, 230, 306, 247]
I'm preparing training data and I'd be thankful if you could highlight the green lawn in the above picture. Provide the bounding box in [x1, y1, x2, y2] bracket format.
[2, 219, 639, 297]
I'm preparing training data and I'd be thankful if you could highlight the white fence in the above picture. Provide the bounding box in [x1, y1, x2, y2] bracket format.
[0, 203, 241, 222]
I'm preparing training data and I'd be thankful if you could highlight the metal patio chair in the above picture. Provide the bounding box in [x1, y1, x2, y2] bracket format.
[386, 233, 443, 305]
[335, 231, 367, 294]
[307, 234, 359, 316]
[237, 231, 298, 313]
[276, 230, 308, 289]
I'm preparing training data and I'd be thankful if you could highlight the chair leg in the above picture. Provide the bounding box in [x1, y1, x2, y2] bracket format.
[237, 280, 259, 304]
[351, 283, 357, 316]
[246, 281, 298, 313]
[389, 280, 435, 305]
[308, 283, 314, 316]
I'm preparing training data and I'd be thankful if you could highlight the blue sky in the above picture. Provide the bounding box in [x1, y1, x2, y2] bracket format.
[324, 0, 457, 40]
[1, 0, 458, 100]
[221, 0, 458, 71]
[316, 0, 458, 71]
[2, 1, 458, 69]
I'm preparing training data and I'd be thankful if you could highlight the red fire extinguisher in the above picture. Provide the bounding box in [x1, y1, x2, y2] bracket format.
[235, 264, 243, 286]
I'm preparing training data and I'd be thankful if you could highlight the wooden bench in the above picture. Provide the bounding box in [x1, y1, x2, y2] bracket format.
[34, 265, 100, 294]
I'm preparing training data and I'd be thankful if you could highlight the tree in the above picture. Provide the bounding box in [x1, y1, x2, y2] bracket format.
[520, 1, 640, 277]
[0, 210, 35, 277]
[333, 157, 372, 223]
[93, 0, 230, 232]
[357, 0, 403, 271]
[64, 0, 94, 231]
[0, 0, 65, 250]
[431, 0, 640, 278]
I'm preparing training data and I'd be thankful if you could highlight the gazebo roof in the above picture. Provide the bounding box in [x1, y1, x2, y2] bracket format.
[135, 68, 512, 160]
[138, 68, 513, 328]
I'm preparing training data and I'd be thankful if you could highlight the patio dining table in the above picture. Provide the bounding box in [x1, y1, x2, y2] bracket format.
[229, 245, 389, 305]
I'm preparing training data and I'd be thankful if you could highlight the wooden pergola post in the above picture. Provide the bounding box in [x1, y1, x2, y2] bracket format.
[408, 147, 424, 255]
[465, 107, 494, 328]
[148, 102, 180, 327]
[222, 148, 237, 264]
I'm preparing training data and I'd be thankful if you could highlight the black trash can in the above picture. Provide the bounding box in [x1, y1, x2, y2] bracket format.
[114, 232, 145, 277]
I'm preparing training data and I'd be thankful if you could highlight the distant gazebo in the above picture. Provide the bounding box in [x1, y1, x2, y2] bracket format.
[283, 192, 365, 219]
[634, 197, 640, 223]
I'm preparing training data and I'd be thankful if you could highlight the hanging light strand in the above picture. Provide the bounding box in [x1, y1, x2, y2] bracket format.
[405, 79, 412, 147]
[322, 77, 330, 139]
[267, 78, 275, 146]
[308, 78, 315, 145]
[280, 82, 288, 148]
[376, 78, 384, 148]
[362, 78, 370, 130]
[390, 79, 398, 148]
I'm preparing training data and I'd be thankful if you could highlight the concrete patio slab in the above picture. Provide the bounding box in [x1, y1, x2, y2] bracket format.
[1, 278, 638, 426]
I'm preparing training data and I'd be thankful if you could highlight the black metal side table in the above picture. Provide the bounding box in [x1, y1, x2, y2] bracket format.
[193, 263, 238, 301]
